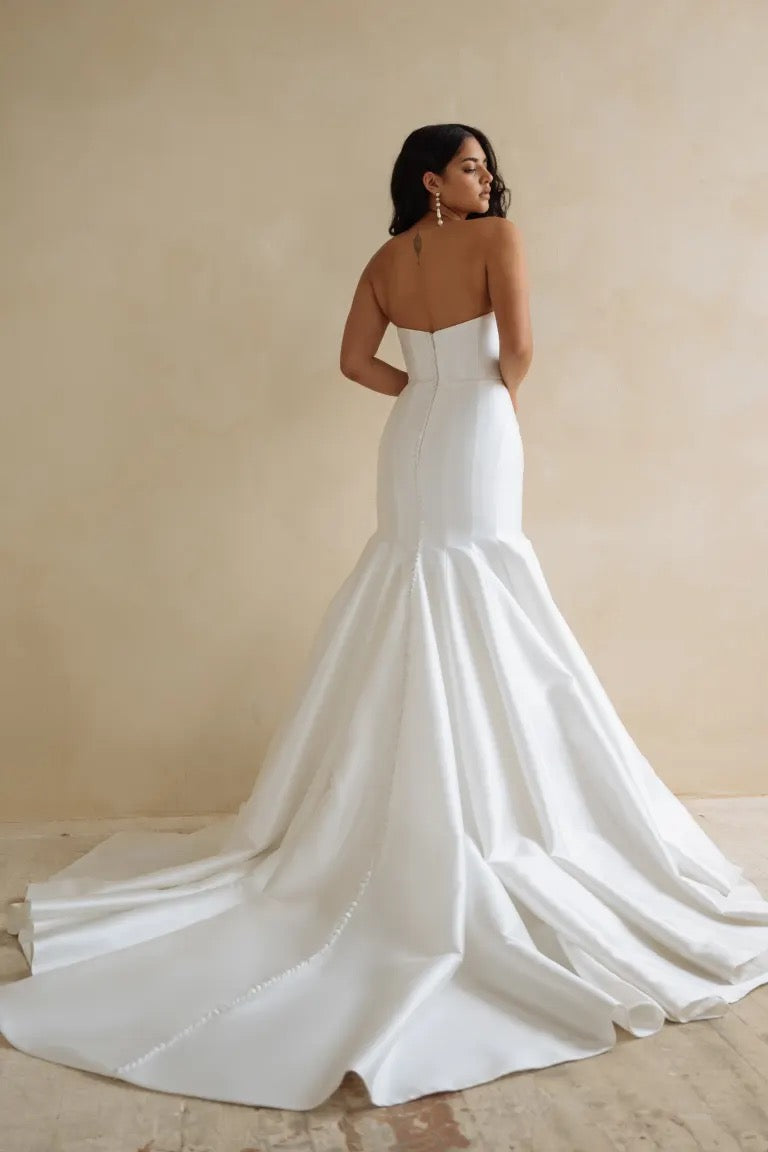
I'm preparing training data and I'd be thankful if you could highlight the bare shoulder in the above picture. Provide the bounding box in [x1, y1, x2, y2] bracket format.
[361, 235, 398, 277]
[359, 219, 520, 276]
[487, 216, 521, 229]
[479, 216, 524, 243]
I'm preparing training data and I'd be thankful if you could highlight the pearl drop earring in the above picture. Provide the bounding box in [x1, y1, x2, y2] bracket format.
[435, 190, 443, 226]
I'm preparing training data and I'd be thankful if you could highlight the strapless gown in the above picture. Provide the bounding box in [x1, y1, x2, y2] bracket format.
[2, 311, 768, 1110]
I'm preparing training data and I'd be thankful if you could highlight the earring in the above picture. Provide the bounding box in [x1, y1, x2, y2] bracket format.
[435, 190, 443, 226]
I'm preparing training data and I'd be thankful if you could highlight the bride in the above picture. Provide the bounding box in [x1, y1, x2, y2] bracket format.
[2, 122, 768, 1112]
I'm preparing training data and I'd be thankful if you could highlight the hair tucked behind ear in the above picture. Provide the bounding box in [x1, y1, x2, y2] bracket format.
[388, 123, 511, 236]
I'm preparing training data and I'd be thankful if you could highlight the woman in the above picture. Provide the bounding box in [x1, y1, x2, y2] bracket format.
[2, 123, 768, 1112]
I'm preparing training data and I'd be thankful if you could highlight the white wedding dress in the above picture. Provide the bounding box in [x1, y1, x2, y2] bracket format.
[2, 310, 768, 1110]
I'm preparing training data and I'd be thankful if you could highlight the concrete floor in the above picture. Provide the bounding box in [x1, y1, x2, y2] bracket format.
[1, 797, 768, 1152]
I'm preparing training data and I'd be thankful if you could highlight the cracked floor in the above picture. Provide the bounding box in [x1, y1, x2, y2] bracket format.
[1, 797, 768, 1152]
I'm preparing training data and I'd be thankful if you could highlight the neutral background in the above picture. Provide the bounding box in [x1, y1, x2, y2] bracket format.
[1, 0, 766, 821]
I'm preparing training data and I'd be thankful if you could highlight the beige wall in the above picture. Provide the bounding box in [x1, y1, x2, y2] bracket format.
[1, 0, 767, 821]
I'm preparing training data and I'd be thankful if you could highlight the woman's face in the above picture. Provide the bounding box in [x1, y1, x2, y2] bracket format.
[428, 136, 493, 215]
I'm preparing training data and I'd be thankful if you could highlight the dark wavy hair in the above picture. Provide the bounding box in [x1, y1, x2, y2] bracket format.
[388, 123, 511, 236]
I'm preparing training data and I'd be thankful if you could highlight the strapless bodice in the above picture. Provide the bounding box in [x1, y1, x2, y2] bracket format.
[396, 310, 502, 384]
[378, 307, 521, 548]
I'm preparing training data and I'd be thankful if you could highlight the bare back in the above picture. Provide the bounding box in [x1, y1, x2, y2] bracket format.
[368, 218, 495, 335]
[339, 215, 532, 398]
